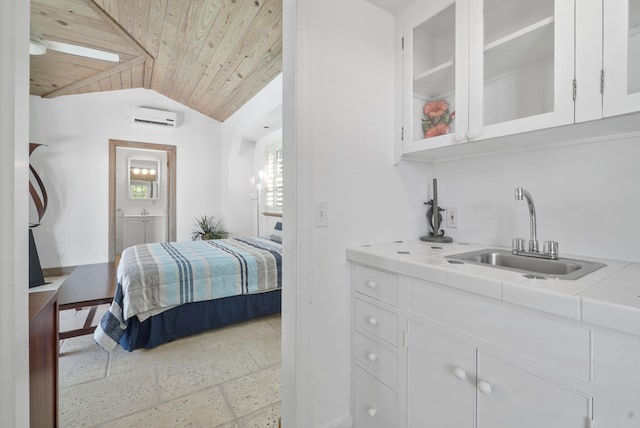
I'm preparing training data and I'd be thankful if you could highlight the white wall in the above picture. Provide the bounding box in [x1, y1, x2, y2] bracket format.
[221, 75, 283, 237]
[430, 137, 640, 263]
[287, 1, 640, 426]
[0, 0, 30, 425]
[29, 89, 223, 268]
[286, 1, 431, 426]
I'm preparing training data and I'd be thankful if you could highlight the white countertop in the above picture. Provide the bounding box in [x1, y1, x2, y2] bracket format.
[346, 240, 640, 337]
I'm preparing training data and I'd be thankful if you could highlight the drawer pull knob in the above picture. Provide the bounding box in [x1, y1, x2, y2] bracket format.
[367, 407, 377, 418]
[454, 367, 467, 380]
[367, 281, 377, 289]
[367, 352, 377, 362]
[367, 317, 378, 326]
[478, 380, 493, 395]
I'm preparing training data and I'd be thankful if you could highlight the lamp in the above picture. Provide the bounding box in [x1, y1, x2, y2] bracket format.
[250, 170, 264, 236]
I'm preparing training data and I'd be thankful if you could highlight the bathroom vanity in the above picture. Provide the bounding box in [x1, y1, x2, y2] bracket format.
[347, 241, 640, 428]
[121, 214, 166, 248]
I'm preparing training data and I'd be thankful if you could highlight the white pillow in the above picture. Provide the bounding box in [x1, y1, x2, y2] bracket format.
[270, 221, 282, 243]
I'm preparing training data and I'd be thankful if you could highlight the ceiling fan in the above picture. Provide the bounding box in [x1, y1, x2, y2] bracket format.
[29, 33, 119, 62]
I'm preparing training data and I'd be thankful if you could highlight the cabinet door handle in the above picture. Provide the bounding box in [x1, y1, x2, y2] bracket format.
[455, 131, 466, 142]
[367, 317, 378, 326]
[367, 352, 377, 362]
[367, 407, 377, 418]
[453, 367, 467, 380]
[366, 281, 377, 289]
[478, 380, 493, 395]
[467, 128, 480, 140]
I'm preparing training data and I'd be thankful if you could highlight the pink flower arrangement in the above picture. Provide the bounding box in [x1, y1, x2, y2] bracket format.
[422, 100, 455, 139]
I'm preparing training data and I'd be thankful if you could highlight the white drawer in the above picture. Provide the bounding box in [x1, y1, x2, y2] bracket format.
[355, 298, 399, 346]
[354, 365, 398, 428]
[408, 277, 592, 381]
[355, 331, 398, 385]
[355, 265, 398, 306]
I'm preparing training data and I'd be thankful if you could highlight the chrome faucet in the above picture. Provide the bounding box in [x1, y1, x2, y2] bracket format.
[513, 187, 558, 260]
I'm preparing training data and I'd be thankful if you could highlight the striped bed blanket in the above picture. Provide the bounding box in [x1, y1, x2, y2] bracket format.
[94, 237, 282, 351]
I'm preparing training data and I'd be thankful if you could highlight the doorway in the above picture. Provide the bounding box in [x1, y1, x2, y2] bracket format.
[108, 139, 177, 262]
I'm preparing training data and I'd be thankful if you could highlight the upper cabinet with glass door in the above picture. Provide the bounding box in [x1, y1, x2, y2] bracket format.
[396, 0, 640, 160]
[603, 0, 640, 117]
[468, 0, 575, 141]
[400, 0, 469, 155]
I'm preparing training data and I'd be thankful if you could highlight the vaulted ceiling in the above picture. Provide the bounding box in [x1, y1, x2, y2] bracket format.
[30, 0, 283, 122]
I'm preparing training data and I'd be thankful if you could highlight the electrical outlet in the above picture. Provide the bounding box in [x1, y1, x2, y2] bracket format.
[315, 201, 329, 227]
[446, 207, 458, 228]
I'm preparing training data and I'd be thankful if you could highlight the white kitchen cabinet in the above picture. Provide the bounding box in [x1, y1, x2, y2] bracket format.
[350, 262, 604, 427]
[407, 321, 592, 428]
[400, 0, 573, 155]
[467, 0, 575, 141]
[602, 0, 640, 117]
[407, 320, 475, 427]
[122, 215, 166, 249]
[401, 0, 469, 153]
[398, 0, 640, 160]
[351, 264, 402, 428]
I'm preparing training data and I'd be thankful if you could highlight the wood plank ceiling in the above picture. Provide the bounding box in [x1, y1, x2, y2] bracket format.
[30, 0, 283, 122]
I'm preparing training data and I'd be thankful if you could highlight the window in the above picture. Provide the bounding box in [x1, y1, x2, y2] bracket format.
[263, 142, 283, 212]
[130, 184, 148, 199]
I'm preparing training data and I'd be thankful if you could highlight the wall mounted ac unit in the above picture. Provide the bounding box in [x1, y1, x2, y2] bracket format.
[132, 106, 178, 127]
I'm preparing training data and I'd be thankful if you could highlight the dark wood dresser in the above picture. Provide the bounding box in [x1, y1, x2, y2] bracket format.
[29, 290, 58, 428]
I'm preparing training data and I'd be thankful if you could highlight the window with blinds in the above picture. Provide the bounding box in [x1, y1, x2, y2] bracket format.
[264, 142, 283, 212]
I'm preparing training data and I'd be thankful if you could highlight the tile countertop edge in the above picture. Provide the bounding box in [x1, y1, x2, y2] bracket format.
[346, 241, 640, 337]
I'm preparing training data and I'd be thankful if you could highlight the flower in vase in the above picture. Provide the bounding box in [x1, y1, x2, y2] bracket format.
[425, 123, 450, 138]
[423, 100, 449, 118]
[421, 99, 455, 139]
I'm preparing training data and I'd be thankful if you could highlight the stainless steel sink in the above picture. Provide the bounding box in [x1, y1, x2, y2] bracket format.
[445, 249, 606, 280]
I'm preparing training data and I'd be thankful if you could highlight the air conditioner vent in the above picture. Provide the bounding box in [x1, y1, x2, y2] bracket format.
[132, 107, 178, 127]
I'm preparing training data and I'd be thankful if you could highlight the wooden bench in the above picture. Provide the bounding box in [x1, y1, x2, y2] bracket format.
[58, 262, 116, 340]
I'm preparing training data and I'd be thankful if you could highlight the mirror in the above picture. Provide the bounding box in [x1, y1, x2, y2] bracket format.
[128, 157, 160, 200]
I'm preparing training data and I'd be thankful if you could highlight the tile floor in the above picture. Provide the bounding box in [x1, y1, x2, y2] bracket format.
[58, 306, 281, 428]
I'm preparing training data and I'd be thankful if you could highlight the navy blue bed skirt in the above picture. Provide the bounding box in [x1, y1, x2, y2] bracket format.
[119, 289, 281, 351]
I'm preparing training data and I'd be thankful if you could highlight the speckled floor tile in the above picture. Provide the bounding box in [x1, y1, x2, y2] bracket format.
[238, 402, 281, 428]
[157, 342, 258, 402]
[59, 367, 158, 427]
[216, 422, 240, 428]
[59, 313, 281, 427]
[222, 365, 281, 418]
[264, 314, 282, 334]
[108, 333, 205, 377]
[59, 335, 108, 387]
[100, 386, 235, 428]
[198, 318, 277, 350]
[241, 333, 281, 368]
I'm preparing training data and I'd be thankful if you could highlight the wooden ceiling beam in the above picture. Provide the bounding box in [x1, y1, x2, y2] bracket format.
[42, 56, 145, 98]
[84, 0, 155, 88]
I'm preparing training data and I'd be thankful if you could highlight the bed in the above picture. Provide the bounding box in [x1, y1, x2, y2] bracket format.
[94, 235, 282, 351]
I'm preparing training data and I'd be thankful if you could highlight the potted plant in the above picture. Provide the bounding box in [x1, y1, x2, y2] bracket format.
[191, 215, 229, 241]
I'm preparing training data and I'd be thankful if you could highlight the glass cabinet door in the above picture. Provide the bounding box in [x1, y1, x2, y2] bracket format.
[403, 0, 469, 154]
[469, 0, 575, 140]
[603, 0, 640, 117]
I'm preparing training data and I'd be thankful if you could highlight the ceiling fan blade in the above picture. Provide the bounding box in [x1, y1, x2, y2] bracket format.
[43, 40, 119, 63]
